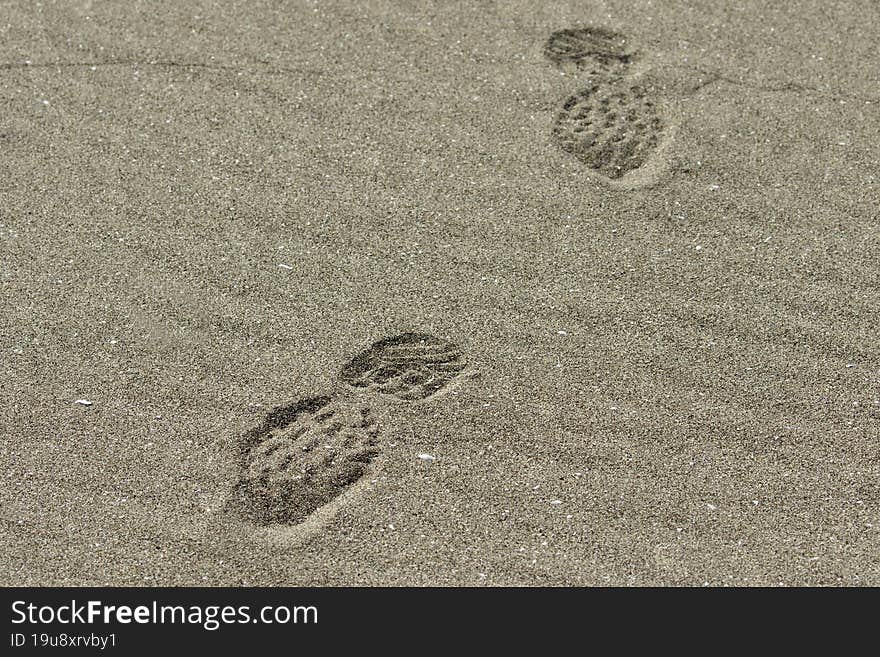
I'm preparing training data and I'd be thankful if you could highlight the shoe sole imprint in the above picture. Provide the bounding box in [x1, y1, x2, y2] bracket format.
[543, 27, 636, 76]
[552, 81, 665, 180]
[543, 26, 674, 186]
[226, 332, 467, 533]
[339, 332, 467, 402]
[228, 395, 382, 526]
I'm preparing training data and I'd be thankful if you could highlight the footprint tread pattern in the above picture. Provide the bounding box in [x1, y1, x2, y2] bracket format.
[339, 332, 466, 401]
[232, 396, 380, 525]
[543, 26, 667, 182]
[552, 83, 662, 179]
[543, 27, 634, 73]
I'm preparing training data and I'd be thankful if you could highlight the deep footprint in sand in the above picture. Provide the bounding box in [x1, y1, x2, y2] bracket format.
[553, 82, 663, 179]
[340, 332, 467, 402]
[543, 26, 671, 185]
[230, 396, 382, 525]
[543, 27, 636, 77]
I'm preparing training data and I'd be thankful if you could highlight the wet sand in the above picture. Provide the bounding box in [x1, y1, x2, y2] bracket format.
[1, 0, 878, 585]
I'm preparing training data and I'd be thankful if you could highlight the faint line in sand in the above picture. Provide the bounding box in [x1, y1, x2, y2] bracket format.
[0, 58, 325, 80]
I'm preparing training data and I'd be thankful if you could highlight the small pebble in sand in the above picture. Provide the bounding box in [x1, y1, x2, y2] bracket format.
[74, 399, 93, 406]
[417, 453, 435, 461]
[277, 263, 293, 270]
[550, 499, 562, 505]
[706, 503, 717, 511]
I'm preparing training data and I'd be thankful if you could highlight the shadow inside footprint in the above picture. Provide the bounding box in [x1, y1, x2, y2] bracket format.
[229, 396, 381, 526]
[340, 332, 467, 401]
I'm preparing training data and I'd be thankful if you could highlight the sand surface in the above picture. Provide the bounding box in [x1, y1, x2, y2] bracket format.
[1, 0, 878, 586]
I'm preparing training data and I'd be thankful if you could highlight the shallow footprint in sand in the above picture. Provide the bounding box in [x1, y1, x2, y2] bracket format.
[543, 27, 636, 77]
[228, 332, 466, 529]
[543, 26, 671, 186]
[339, 332, 467, 402]
[553, 82, 663, 180]
[229, 396, 382, 525]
